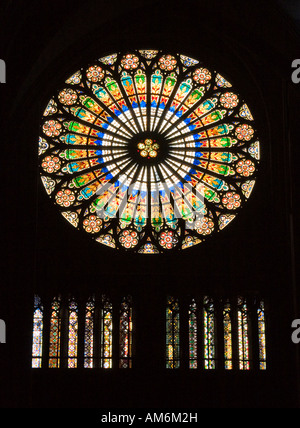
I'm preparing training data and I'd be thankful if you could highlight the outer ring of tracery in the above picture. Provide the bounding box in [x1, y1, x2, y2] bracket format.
[38, 50, 260, 254]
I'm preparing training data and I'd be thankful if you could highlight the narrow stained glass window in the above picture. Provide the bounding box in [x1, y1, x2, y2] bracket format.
[166, 297, 180, 369]
[189, 300, 198, 369]
[68, 298, 78, 368]
[84, 296, 95, 368]
[32, 295, 44, 368]
[258, 300, 267, 370]
[223, 301, 233, 370]
[101, 296, 113, 369]
[119, 296, 133, 368]
[204, 297, 216, 370]
[49, 296, 61, 368]
[238, 297, 250, 370]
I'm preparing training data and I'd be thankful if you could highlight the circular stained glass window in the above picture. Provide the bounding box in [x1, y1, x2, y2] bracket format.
[38, 50, 260, 254]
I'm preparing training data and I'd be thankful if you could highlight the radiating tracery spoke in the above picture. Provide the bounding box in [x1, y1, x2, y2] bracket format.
[39, 50, 260, 253]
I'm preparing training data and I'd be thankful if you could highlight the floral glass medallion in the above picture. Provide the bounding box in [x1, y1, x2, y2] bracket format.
[38, 50, 260, 253]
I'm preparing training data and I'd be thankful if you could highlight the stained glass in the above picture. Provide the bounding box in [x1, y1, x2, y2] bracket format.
[166, 297, 180, 369]
[238, 297, 250, 370]
[119, 296, 133, 368]
[258, 300, 267, 370]
[84, 296, 95, 368]
[31, 294, 267, 370]
[189, 300, 198, 369]
[223, 301, 233, 370]
[38, 50, 260, 253]
[32, 295, 44, 368]
[49, 297, 61, 368]
[68, 299, 78, 368]
[101, 296, 113, 369]
[204, 297, 215, 369]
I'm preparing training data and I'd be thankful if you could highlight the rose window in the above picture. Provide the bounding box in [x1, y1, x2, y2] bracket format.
[38, 50, 260, 253]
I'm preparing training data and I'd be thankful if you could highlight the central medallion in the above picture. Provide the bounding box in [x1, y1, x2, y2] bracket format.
[137, 138, 159, 159]
[128, 133, 167, 165]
